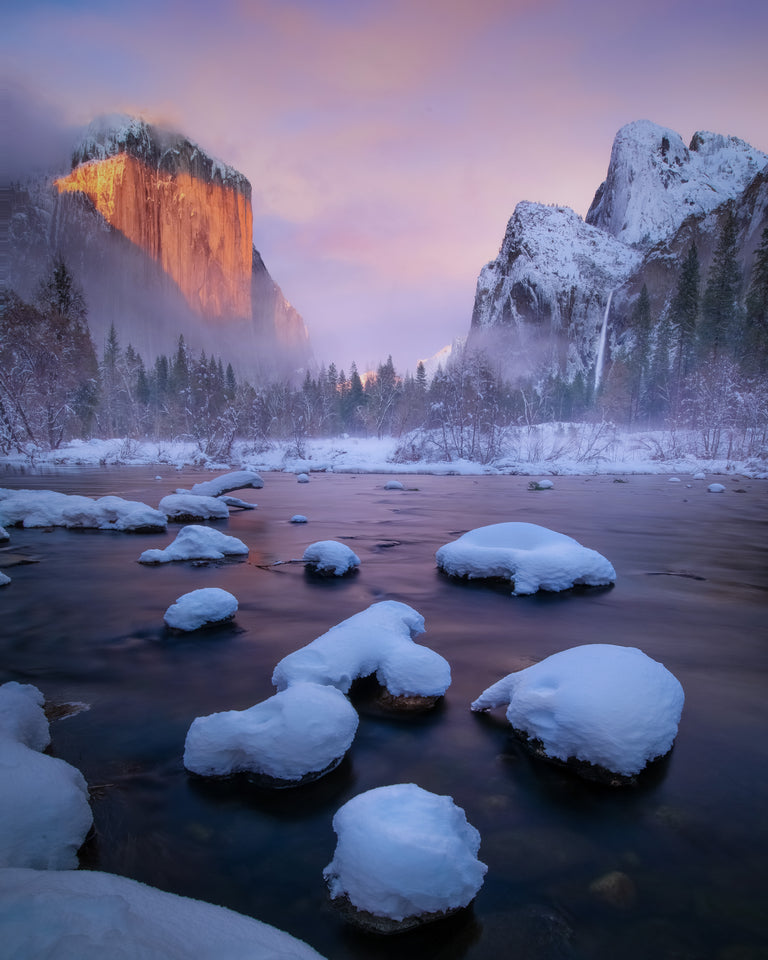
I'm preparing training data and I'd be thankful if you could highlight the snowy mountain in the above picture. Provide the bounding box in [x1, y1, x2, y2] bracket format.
[469, 120, 768, 386]
[7, 115, 310, 378]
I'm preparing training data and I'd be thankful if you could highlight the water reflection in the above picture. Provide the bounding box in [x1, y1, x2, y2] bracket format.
[1, 466, 767, 959]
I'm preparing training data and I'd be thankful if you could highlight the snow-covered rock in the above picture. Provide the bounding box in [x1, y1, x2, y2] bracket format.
[297, 473, 310, 483]
[0, 524, 8, 541]
[0, 489, 166, 532]
[586, 120, 768, 248]
[0, 572, 9, 587]
[323, 783, 487, 931]
[529, 479, 554, 490]
[290, 514, 308, 524]
[184, 682, 359, 785]
[708, 483, 726, 493]
[302, 540, 360, 576]
[219, 496, 255, 510]
[139, 525, 248, 564]
[0, 867, 327, 959]
[436, 522, 615, 595]
[0, 682, 93, 869]
[272, 601, 451, 702]
[471, 644, 685, 779]
[182, 470, 264, 498]
[384, 480, 405, 490]
[164, 588, 238, 631]
[159, 493, 230, 521]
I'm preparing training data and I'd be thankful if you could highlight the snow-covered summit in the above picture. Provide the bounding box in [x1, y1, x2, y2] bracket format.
[71, 114, 251, 194]
[586, 119, 767, 248]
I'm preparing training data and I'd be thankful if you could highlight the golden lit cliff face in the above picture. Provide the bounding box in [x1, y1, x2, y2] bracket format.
[55, 154, 252, 320]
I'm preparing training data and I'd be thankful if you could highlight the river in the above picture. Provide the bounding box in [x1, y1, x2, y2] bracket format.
[1, 466, 767, 959]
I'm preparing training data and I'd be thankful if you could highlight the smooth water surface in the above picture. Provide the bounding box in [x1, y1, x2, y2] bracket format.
[1, 466, 767, 959]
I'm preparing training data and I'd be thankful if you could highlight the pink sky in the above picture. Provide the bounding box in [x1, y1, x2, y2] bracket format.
[3, 0, 767, 372]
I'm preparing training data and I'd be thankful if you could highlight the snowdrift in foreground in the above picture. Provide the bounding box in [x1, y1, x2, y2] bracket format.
[302, 540, 360, 576]
[164, 588, 238, 631]
[436, 522, 616, 595]
[0, 488, 166, 533]
[139, 525, 249, 564]
[324, 783, 487, 930]
[0, 867, 327, 959]
[471, 644, 685, 778]
[184, 681, 359, 785]
[0, 683, 92, 869]
[272, 601, 451, 700]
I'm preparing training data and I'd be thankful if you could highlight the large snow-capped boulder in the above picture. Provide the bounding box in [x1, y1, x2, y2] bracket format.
[164, 588, 238, 631]
[159, 494, 229, 522]
[272, 601, 451, 705]
[471, 644, 685, 781]
[323, 783, 487, 932]
[586, 120, 768, 248]
[302, 540, 360, 576]
[184, 682, 359, 786]
[138, 525, 248, 564]
[0, 682, 93, 869]
[0, 489, 166, 533]
[0, 867, 327, 959]
[436, 522, 615, 595]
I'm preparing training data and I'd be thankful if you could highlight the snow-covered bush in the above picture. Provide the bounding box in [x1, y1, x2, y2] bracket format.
[436, 521, 615, 595]
[323, 783, 487, 931]
[471, 644, 684, 780]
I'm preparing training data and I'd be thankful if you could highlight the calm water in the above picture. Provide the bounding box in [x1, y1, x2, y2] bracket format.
[2, 465, 767, 960]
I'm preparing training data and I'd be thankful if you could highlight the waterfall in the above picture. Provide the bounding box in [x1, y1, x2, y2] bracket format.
[594, 290, 613, 392]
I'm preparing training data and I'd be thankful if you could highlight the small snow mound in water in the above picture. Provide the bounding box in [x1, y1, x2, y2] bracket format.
[708, 483, 726, 493]
[184, 470, 263, 497]
[471, 644, 684, 777]
[384, 480, 405, 490]
[183, 681, 358, 782]
[529, 479, 554, 490]
[164, 588, 238, 631]
[297, 473, 310, 483]
[669, 477, 681, 483]
[138, 525, 248, 564]
[302, 540, 359, 575]
[0, 572, 9, 587]
[693, 472, 706, 480]
[436, 521, 615, 595]
[159, 493, 229, 521]
[290, 515, 308, 523]
[323, 783, 487, 925]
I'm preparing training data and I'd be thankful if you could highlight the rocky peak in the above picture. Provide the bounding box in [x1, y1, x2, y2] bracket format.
[72, 114, 250, 196]
[586, 119, 767, 248]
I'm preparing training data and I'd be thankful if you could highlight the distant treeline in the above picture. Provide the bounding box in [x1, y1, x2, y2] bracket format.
[1, 223, 767, 463]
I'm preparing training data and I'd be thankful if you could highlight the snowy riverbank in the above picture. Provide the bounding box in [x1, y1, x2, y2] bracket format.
[2, 424, 767, 479]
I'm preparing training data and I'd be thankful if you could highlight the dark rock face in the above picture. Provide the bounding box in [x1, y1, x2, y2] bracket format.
[327, 891, 473, 935]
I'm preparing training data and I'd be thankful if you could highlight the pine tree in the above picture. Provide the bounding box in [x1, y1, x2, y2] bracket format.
[700, 209, 742, 358]
[744, 226, 768, 374]
[668, 244, 700, 387]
